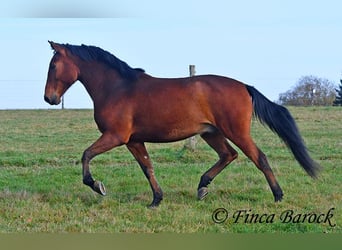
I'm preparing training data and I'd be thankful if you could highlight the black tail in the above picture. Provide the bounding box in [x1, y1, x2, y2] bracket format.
[246, 85, 321, 178]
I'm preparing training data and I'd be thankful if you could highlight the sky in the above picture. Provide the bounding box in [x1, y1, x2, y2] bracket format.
[0, 0, 341, 109]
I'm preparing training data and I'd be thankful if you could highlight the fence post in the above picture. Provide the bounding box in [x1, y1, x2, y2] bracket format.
[184, 65, 197, 150]
[61, 96, 65, 110]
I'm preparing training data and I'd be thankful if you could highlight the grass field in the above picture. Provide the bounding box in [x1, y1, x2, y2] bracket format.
[0, 107, 341, 233]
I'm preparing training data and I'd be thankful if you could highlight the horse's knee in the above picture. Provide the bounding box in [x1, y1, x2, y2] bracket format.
[81, 150, 91, 163]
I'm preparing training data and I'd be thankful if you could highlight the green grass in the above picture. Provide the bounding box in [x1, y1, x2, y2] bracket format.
[0, 107, 341, 233]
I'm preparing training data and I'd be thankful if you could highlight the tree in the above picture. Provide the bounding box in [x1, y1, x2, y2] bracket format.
[278, 75, 336, 106]
[333, 79, 342, 106]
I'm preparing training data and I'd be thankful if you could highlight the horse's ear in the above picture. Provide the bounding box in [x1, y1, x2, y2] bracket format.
[48, 41, 66, 56]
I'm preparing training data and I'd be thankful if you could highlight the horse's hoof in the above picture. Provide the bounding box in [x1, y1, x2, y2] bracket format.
[147, 196, 163, 209]
[274, 193, 283, 202]
[197, 187, 208, 200]
[147, 203, 159, 209]
[93, 180, 106, 196]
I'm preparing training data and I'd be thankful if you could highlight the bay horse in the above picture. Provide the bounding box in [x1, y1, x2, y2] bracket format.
[44, 41, 320, 208]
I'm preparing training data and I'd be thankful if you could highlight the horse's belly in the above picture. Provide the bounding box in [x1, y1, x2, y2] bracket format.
[129, 123, 214, 143]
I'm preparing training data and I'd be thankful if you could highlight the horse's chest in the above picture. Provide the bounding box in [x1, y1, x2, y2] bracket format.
[93, 106, 132, 134]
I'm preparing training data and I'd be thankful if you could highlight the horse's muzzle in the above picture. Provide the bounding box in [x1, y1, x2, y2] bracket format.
[44, 94, 60, 105]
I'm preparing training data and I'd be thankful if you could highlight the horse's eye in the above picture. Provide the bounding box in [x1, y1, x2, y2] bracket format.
[50, 64, 56, 70]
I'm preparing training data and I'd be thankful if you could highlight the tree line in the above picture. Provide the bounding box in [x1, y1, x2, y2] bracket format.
[277, 75, 342, 106]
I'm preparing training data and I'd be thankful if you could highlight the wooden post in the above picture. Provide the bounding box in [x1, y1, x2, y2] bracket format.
[61, 96, 65, 110]
[185, 65, 197, 150]
[189, 65, 196, 77]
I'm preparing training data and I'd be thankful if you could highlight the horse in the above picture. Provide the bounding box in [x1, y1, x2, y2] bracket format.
[44, 41, 321, 208]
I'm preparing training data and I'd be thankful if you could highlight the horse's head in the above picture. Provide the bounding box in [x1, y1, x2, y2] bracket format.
[44, 41, 80, 105]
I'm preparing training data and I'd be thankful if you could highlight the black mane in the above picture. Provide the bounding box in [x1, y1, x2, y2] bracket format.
[62, 43, 145, 81]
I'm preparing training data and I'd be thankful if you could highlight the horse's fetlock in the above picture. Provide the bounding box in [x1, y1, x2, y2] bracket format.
[198, 175, 212, 189]
[83, 174, 94, 187]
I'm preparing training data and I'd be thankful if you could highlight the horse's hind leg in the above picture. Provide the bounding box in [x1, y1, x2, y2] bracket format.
[197, 130, 238, 200]
[126, 142, 163, 208]
[232, 135, 283, 202]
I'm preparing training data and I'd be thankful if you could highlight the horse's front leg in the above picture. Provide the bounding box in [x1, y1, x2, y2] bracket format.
[82, 133, 122, 195]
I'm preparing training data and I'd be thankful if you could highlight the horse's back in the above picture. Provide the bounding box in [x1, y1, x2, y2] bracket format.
[139, 74, 250, 101]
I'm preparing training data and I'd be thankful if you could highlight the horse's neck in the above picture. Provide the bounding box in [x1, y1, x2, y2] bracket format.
[78, 64, 122, 104]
